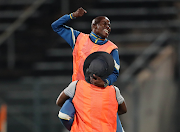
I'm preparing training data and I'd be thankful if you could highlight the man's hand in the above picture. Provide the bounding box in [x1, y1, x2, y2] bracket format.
[90, 74, 105, 87]
[72, 7, 87, 18]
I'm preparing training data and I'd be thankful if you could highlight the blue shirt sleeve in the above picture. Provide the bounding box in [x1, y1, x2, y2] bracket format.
[105, 49, 120, 85]
[51, 14, 80, 49]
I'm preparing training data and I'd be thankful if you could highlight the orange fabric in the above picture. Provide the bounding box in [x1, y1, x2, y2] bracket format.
[72, 33, 118, 81]
[71, 80, 118, 132]
[0, 104, 7, 132]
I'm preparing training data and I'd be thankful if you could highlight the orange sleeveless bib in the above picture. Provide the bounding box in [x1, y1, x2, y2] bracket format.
[72, 33, 118, 81]
[71, 80, 118, 132]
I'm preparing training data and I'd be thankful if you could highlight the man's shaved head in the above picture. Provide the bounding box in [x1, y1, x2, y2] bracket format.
[91, 16, 109, 29]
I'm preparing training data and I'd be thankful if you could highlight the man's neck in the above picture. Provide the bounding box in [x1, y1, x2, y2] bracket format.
[89, 32, 108, 45]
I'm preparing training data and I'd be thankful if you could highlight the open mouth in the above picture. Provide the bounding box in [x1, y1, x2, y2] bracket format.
[104, 29, 109, 34]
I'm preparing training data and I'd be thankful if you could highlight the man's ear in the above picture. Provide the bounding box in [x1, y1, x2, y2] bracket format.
[94, 24, 97, 29]
[92, 24, 97, 32]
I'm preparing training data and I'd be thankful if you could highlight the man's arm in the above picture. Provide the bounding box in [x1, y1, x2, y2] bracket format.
[51, 14, 79, 49]
[56, 91, 69, 107]
[91, 49, 120, 87]
[56, 81, 78, 107]
[118, 102, 127, 115]
[114, 86, 127, 115]
[51, 7, 87, 49]
[106, 49, 120, 85]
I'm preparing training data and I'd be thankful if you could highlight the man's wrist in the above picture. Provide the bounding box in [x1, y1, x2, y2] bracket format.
[104, 79, 109, 87]
[70, 13, 76, 19]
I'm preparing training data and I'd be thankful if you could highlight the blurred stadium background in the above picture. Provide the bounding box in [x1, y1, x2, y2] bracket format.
[0, 0, 180, 132]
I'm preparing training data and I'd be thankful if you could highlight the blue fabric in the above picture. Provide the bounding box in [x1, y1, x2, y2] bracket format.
[58, 98, 75, 131]
[59, 99, 123, 132]
[89, 31, 108, 45]
[51, 14, 80, 49]
[116, 113, 123, 132]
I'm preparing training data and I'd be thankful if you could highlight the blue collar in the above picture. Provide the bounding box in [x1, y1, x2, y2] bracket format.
[89, 32, 108, 45]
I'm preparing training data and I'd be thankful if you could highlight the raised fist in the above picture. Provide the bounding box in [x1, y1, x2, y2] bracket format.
[72, 7, 87, 18]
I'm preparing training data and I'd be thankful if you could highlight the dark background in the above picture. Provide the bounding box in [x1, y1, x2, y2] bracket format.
[0, 0, 180, 132]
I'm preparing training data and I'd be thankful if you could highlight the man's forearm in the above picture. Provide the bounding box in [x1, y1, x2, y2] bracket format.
[106, 72, 119, 85]
[51, 14, 72, 32]
[118, 102, 127, 115]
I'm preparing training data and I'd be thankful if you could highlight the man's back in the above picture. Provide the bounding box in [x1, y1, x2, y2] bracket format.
[71, 80, 118, 132]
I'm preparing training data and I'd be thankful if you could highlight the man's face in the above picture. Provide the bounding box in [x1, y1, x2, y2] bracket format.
[93, 17, 111, 39]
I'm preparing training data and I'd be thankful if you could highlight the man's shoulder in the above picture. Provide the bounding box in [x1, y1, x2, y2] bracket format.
[78, 32, 89, 37]
[107, 39, 116, 45]
[76, 32, 90, 41]
[106, 40, 118, 48]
